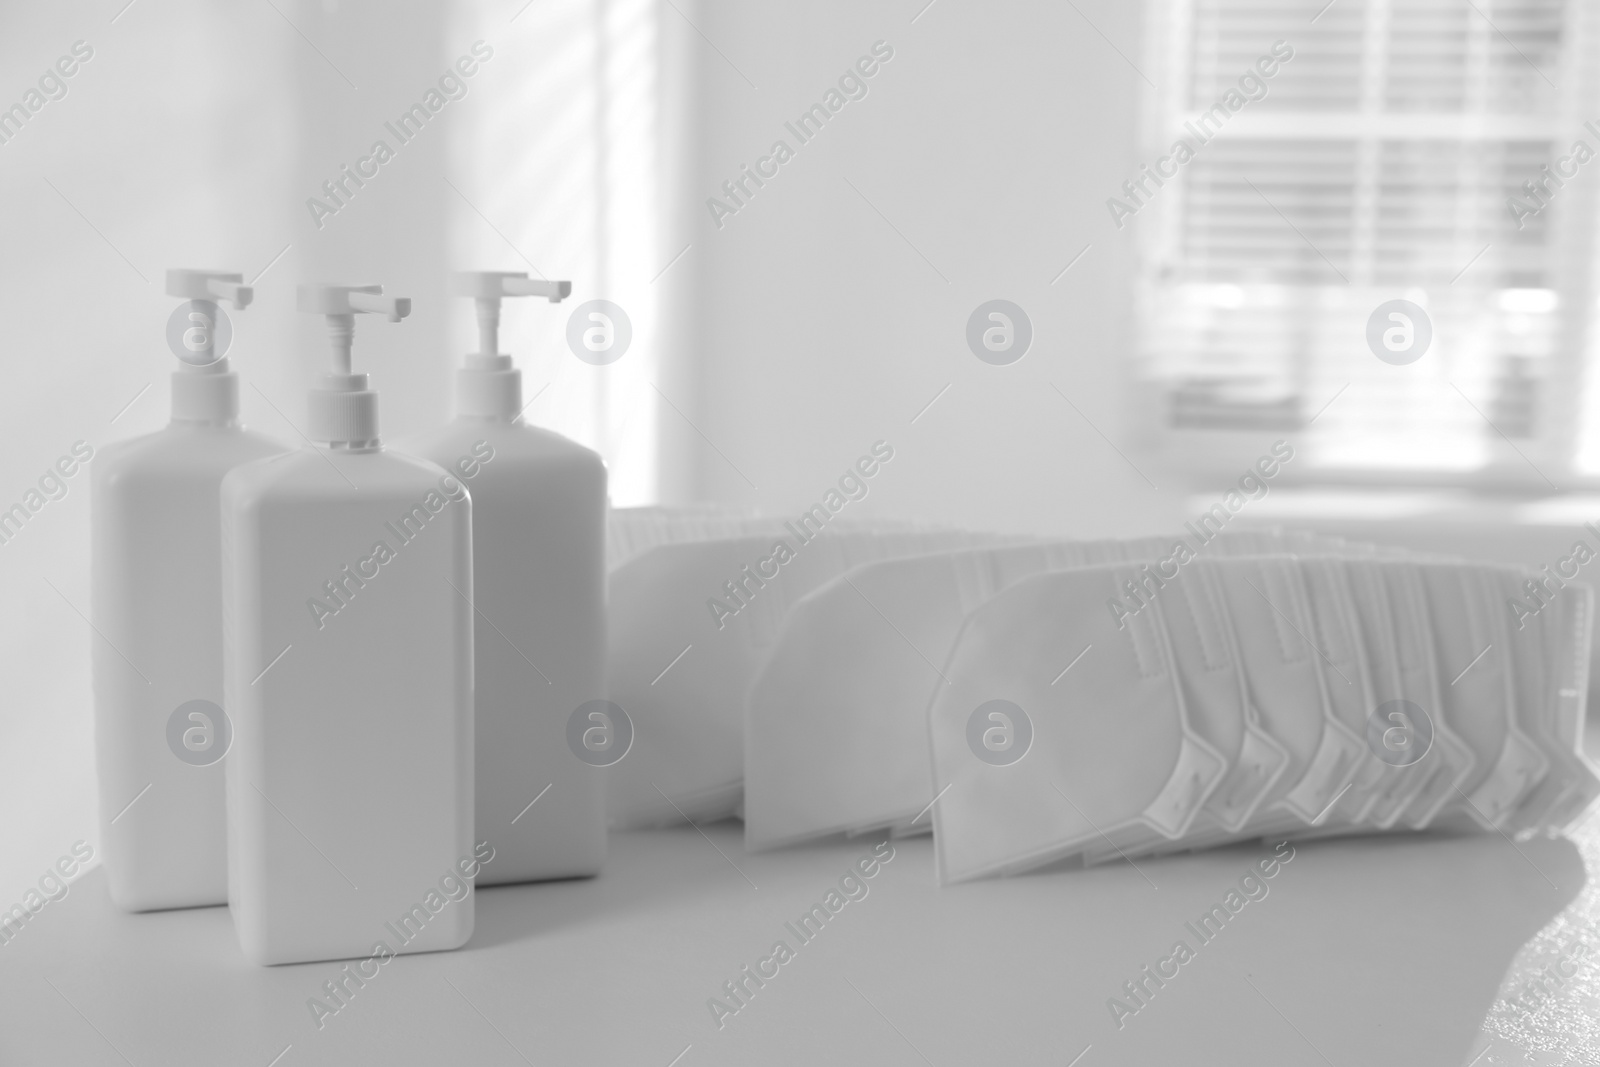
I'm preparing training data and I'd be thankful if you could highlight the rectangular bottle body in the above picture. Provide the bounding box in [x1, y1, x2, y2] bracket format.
[91, 426, 285, 912]
[222, 449, 474, 965]
[402, 422, 607, 885]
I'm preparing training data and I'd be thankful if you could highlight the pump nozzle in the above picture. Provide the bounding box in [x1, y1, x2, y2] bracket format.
[448, 271, 570, 420]
[297, 283, 411, 375]
[348, 290, 412, 322]
[453, 271, 571, 357]
[166, 268, 253, 309]
[164, 268, 254, 421]
[297, 283, 411, 446]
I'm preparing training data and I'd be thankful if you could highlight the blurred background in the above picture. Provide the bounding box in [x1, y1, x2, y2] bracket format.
[3, 0, 1599, 902]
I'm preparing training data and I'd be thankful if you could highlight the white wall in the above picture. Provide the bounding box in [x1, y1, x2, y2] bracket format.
[0, 0, 298, 902]
[667, 0, 1186, 539]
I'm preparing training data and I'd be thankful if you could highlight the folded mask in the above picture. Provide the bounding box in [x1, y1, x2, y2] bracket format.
[609, 527, 1003, 829]
[608, 535, 776, 829]
[744, 541, 1097, 849]
[1463, 564, 1554, 827]
[1414, 562, 1544, 831]
[1340, 558, 1434, 829]
[1078, 553, 1289, 864]
[927, 564, 1225, 884]
[1491, 566, 1576, 836]
[1274, 554, 1386, 837]
[1380, 562, 1478, 829]
[1152, 562, 1291, 836]
[1223, 549, 1373, 840]
[1503, 573, 1600, 835]
[1538, 581, 1600, 831]
[1190, 557, 1364, 843]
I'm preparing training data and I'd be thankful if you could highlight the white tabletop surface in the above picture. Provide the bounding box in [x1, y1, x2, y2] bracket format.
[2, 801, 1598, 1067]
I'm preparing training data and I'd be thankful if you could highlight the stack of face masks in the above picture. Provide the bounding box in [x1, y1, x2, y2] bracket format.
[744, 531, 1332, 849]
[740, 535, 1598, 884]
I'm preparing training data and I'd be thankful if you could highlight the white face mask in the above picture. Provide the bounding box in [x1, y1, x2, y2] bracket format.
[928, 563, 1226, 885]
[1156, 562, 1291, 835]
[1264, 554, 1388, 839]
[1393, 562, 1483, 828]
[608, 534, 778, 830]
[609, 525, 1007, 829]
[1539, 580, 1600, 830]
[1120, 553, 1375, 856]
[1340, 558, 1435, 828]
[744, 541, 1093, 849]
[1199, 557, 1365, 834]
[1411, 562, 1541, 831]
[1496, 568, 1600, 835]
[1076, 554, 1290, 865]
[1468, 564, 1553, 828]
[1178, 536, 1372, 844]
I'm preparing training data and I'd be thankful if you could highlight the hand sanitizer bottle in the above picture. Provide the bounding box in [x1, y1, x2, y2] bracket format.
[221, 283, 475, 965]
[92, 270, 287, 912]
[399, 271, 607, 885]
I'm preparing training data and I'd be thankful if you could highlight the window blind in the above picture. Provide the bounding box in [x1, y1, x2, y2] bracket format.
[1138, 0, 1593, 480]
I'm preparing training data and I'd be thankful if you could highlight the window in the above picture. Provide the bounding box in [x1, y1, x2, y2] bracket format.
[1134, 0, 1598, 486]
[449, 0, 661, 505]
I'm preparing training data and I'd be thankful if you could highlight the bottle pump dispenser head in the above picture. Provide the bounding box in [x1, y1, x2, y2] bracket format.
[165, 269, 253, 423]
[452, 271, 570, 419]
[297, 283, 410, 447]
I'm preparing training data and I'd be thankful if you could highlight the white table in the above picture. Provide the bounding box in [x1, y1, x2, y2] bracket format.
[2, 811, 1596, 1066]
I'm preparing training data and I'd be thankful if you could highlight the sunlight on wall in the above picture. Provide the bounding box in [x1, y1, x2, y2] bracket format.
[450, 0, 659, 504]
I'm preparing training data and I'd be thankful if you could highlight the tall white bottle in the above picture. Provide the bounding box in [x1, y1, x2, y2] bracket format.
[221, 284, 475, 965]
[92, 270, 287, 912]
[399, 271, 607, 884]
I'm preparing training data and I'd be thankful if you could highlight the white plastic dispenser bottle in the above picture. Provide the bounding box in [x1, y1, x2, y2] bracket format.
[221, 283, 475, 966]
[92, 269, 287, 912]
[399, 271, 607, 885]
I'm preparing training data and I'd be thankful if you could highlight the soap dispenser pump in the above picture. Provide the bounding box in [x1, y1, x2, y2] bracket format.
[399, 270, 608, 886]
[221, 282, 477, 965]
[91, 269, 288, 912]
[453, 271, 571, 418]
[298, 282, 410, 447]
[165, 269, 255, 420]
